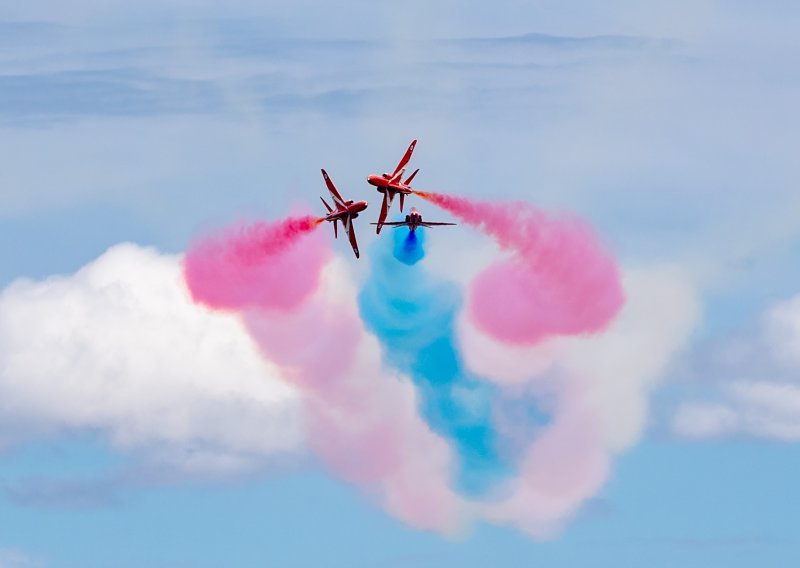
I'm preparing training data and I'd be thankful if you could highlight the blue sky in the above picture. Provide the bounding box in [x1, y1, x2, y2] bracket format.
[2, 1, 800, 566]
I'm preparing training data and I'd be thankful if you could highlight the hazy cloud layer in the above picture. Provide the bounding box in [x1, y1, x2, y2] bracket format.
[0, 548, 41, 568]
[2, 7, 798, 289]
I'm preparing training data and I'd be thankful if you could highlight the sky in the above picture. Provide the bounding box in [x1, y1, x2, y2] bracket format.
[1, 1, 800, 566]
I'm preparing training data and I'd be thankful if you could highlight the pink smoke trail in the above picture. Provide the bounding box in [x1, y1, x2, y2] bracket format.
[486, 384, 610, 538]
[243, 271, 465, 532]
[180, 202, 622, 536]
[415, 191, 624, 345]
[182, 217, 465, 532]
[412, 190, 624, 535]
[183, 215, 327, 312]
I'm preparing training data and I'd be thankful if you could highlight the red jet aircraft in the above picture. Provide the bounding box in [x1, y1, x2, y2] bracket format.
[319, 169, 368, 259]
[366, 139, 420, 234]
[370, 207, 456, 232]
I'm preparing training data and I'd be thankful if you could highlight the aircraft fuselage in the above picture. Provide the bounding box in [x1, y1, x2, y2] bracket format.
[366, 175, 413, 194]
[403, 211, 424, 231]
[325, 200, 368, 222]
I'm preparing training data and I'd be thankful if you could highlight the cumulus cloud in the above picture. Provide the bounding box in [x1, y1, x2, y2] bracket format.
[673, 292, 800, 441]
[0, 234, 464, 528]
[0, 243, 304, 477]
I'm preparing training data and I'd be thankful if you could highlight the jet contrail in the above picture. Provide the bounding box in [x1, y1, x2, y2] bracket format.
[414, 190, 624, 344]
[183, 215, 327, 311]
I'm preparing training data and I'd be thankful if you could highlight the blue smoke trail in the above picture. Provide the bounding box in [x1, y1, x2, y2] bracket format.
[358, 228, 514, 495]
[393, 226, 425, 265]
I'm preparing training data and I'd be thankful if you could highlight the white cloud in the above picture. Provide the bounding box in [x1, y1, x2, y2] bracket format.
[673, 382, 800, 441]
[765, 294, 800, 368]
[0, 243, 304, 476]
[672, 402, 738, 439]
[673, 292, 800, 441]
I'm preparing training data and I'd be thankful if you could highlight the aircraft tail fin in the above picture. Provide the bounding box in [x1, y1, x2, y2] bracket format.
[333, 218, 338, 239]
[320, 196, 333, 213]
[404, 168, 419, 185]
[400, 192, 405, 212]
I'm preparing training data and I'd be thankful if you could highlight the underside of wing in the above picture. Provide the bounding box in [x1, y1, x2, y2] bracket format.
[375, 191, 393, 234]
[347, 218, 360, 258]
[392, 139, 417, 175]
[321, 169, 347, 209]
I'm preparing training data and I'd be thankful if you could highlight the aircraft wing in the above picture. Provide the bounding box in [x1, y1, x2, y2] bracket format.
[375, 190, 397, 234]
[346, 216, 360, 258]
[420, 222, 457, 227]
[370, 221, 408, 227]
[321, 169, 347, 210]
[392, 139, 417, 175]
